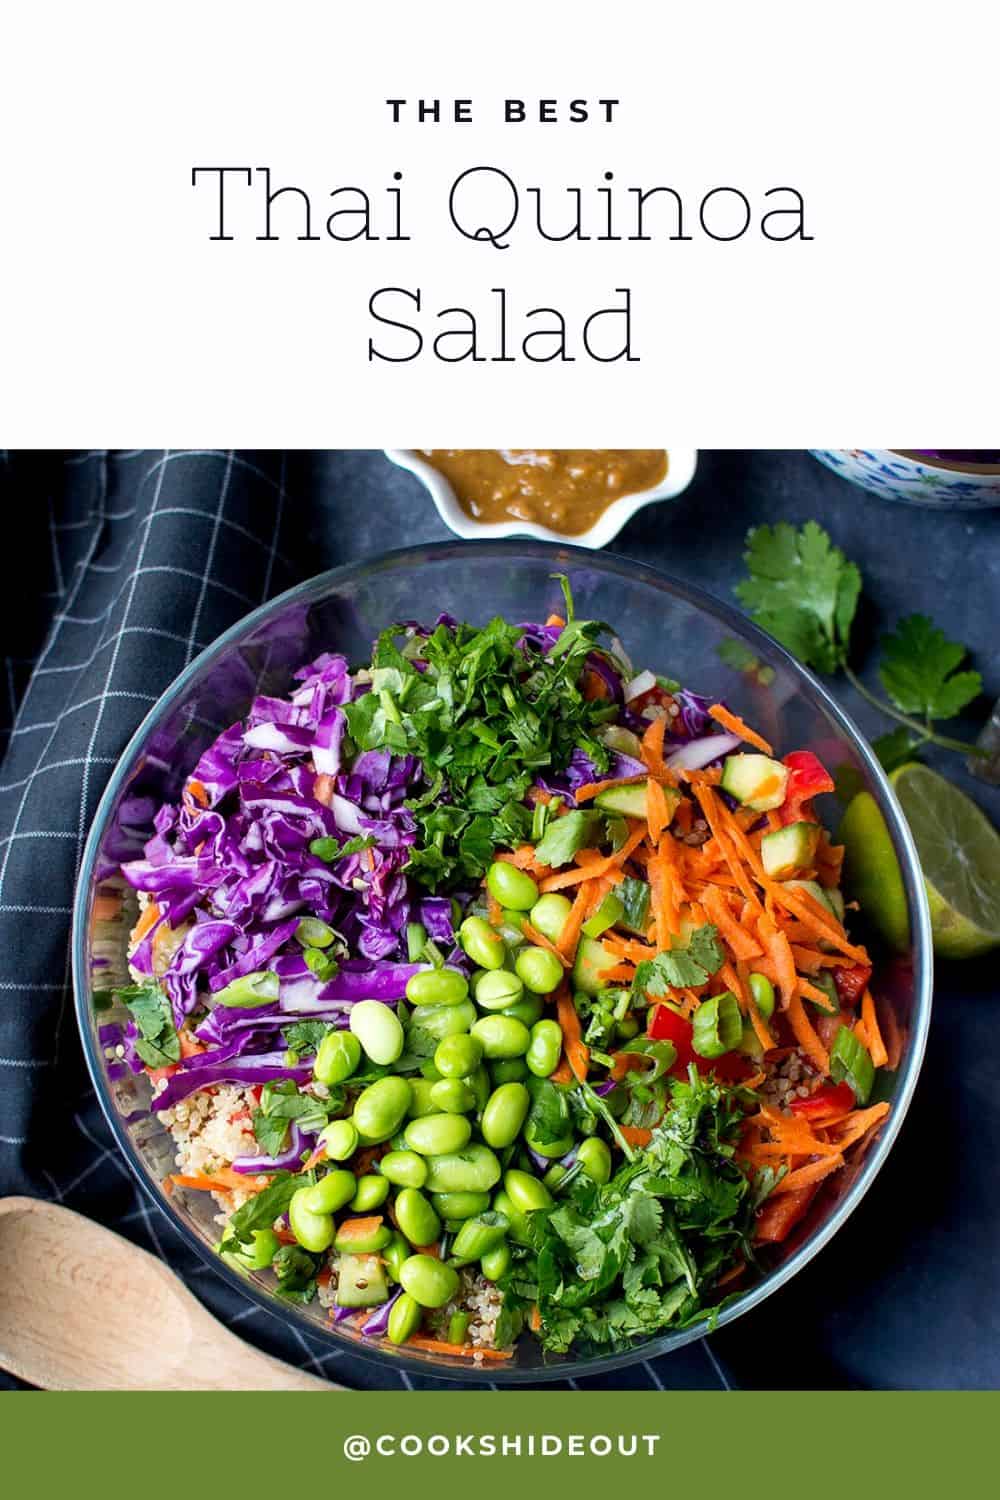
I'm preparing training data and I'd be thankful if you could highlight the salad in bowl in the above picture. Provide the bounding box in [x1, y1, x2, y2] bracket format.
[90, 571, 906, 1370]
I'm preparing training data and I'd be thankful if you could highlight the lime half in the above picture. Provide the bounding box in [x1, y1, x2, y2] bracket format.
[838, 790, 910, 953]
[889, 764, 1000, 959]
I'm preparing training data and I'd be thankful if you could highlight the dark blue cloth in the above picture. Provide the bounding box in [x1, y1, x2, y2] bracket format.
[1, 449, 997, 1389]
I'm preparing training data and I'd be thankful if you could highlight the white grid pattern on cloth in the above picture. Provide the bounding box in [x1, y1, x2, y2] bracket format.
[0, 449, 730, 1393]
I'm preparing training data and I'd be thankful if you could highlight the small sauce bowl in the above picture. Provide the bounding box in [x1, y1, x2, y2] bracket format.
[385, 448, 698, 548]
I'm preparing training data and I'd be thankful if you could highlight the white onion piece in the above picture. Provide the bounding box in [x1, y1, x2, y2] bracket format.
[665, 731, 742, 770]
[330, 793, 365, 834]
[624, 669, 656, 703]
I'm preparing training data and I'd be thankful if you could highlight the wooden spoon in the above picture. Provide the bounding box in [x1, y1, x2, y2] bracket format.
[0, 1196, 338, 1389]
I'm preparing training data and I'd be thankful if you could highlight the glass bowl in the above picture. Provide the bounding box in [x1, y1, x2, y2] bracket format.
[73, 541, 933, 1384]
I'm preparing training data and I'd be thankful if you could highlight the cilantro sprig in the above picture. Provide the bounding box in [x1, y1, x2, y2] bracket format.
[631, 924, 725, 1002]
[116, 982, 180, 1069]
[735, 521, 984, 768]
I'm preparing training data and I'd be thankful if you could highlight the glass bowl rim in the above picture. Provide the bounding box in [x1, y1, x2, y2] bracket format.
[72, 538, 933, 1385]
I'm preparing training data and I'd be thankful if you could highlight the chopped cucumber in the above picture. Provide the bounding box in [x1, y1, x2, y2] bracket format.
[761, 820, 820, 878]
[594, 782, 649, 818]
[335, 1253, 388, 1308]
[720, 754, 789, 811]
[807, 971, 840, 1016]
[572, 937, 619, 997]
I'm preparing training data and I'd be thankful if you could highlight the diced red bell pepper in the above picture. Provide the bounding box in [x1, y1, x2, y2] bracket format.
[778, 750, 835, 826]
[647, 1004, 752, 1083]
[832, 963, 872, 1007]
[790, 1082, 855, 1119]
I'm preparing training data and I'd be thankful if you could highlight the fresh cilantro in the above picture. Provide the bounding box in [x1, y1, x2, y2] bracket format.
[878, 615, 982, 721]
[251, 1080, 334, 1155]
[617, 876, 651, 935]
[116, 982, 180, 1069]
[631, 924, 725, 1000]
[533, 809, 602, 868]
[272, 1243, 321, 1303]
[503, 1070, 768, 1354]
[524, 1077, 572, 1150]
[344, 585, 621, 889]
[281, 1020, 334, 1056]
[309, 834, 374, 863]
[735, 520, 985, 765]
[735, 521, 861, 675]
[219, 1171, 312, 1253]
[872, 727, 923, 774]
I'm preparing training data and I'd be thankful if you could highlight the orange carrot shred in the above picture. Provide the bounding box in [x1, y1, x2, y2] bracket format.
[861, 990, 889, 1067]
[707, 704, 773, 754]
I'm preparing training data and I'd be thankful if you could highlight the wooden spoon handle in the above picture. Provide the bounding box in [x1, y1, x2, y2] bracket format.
[0, 1197, 340, 1390]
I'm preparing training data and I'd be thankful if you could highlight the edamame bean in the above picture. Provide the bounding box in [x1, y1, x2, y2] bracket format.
[486, 860, 540, 911]
[288, 1186, 335, 1253]
[351, 1174, 390, 1213]
[529, 893, 572, 944]
[313, 1030, 362, 1086]
[480, 1242, 512, 1280]
[503, 1168, 553, 1213]
[465, 1064, 491, 1113]
[471, 1014, 531, 1059]
[491, 1189, 532, 1245]
[301, 1169, 356, 1216]
[458, 915, 506, 972]
[350, 999, 404, 1066]
[451, 1211, 509, 1260]
[404, 1113, 472, 1156]
[491, 1057, 529, 1085]
[394, 1187, 442, 1247]
[525, 1018, 563, 1078]
[481, 1082, 530, 1149]
[430, 1078, 476, 1114]
[232, 1228, 279, 1271]
[410, 999, 477, 1039]
[515, 945, 564, 996]
[749, 972, 776, 1021]
[423, 1144, 502, 1195]
[378, 1150, 428, 1189]
[399, 1254, 460, 1309]
[407, 1078, 439, 1118]
[430, 1191, 491, 1220]
[405, 967, 470, 1008]
[353, 1075, 412, 1143]
[474, 969, 524, 1012]
[576, 1136, 612, 1185]
[383, 1230, 410, 1281]
[503, 993, 544, 1028]
[434, 1032, 484, 1079]
[387, 1291, 422, 1344]
[542, 1162, 568, 1190]
[318, 1117, 359, 1161]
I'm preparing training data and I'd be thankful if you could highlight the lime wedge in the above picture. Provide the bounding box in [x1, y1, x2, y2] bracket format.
[889, 764, 1000, 958]
[838, 790, 910, 953]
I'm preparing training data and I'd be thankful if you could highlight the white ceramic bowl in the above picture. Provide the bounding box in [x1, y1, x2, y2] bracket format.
[385, 449, 698, 547]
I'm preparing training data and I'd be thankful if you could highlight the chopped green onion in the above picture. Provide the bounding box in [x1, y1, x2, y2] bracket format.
[215, 970, 280, 1008]
[582, 893, 625, 939]
[448, 1310, 470, 1345]
[295, 917, 336, 949]
[531, 799, 549, 843]
[829, 1025, 875, 1104]
[605, 815, 629, 852]
[406, 922, 428, 963]
[303, 948, 338, 982]
[422, 939, 446, 969]
[284, 1050, 299, 1068]
[691, 991, 742, 1059]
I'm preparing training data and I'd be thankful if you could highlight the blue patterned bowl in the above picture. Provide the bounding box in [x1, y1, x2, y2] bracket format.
[811, 449, 1000, 509]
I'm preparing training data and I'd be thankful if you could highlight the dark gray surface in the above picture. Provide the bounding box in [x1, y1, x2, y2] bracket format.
[291, 448, 999, 1390]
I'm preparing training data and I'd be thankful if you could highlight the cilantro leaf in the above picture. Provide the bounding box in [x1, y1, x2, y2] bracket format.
[877, 614, 982, 721]
[735, 521, 861, 674]
[533, 809, 602, 868]
[220, 1171, 311, 1252]
[872, 726, 923, 773]
[118, 982, 180, 1069]
[632, 923, 725, 999]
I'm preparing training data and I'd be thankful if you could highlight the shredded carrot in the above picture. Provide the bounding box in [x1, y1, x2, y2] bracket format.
[538, 825, 645, 892]
[301, 1143, 328, 1172]
[707, 704, 773, 755]
[861, 990, 888, 1067]
[618, 1125, 653, 1148]
[496, 844, 545, 872]
[545, 613, 565, 628]
[519, 918, 572, 968]
[828, 1101, 890, 1150]
[701, 885, 763, 961]
[553, 880, 598, 959]
[555, 984, 589, 1083]
[529, 1304, 542, 1332]
[130, 899, 162, 942]
[169, 1167, 270, 1196]
[549, 1058, 574, 1085]
[640, 715, 670, 778]
[403, 1337, 514, 1362]
[93, 891, 123, 922]
[754, 1185, 818, 1243]
[487, 894, 504, 927]
[784, 990, 830, 1074]
[336, 1216, 384, 1242]
[770, 1153, 845, 1194]
[313, 773, 335, 807]
[646, 777, 674, 844]
[758, 916, 799, 1009]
